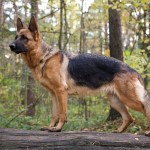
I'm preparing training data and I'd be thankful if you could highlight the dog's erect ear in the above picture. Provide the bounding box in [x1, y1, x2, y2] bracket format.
[17, 18, 24, 32]
[28, 16, 38, 32]
[28, 16, 39, 40]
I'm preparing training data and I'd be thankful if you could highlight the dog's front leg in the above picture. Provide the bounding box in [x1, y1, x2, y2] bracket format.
[49, 93, 59, 127]
[48, 88, 68, 132]
[41, 93, 59, 131]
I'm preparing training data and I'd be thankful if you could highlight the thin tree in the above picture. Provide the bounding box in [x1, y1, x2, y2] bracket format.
[25, 0, 39, 116]
[59, 0, 64, 50]
[107, 0, 122, 121]
[30, 0, 38, 19]
[0, 0, 3, 25]
[63, 1, 69, 51]
[79, 0, 85, 54]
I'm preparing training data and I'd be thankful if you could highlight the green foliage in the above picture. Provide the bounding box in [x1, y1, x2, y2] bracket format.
[124, 49, 146, 74]
[124, 49, 150, 91]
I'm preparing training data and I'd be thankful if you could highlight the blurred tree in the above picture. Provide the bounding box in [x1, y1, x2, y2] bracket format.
[63, 0, 69, 50]
[107, 0, 122, 121]
[30, 0, 38, 19]
[59, 0, 64, 50]
[25, 0, 39, 116]
[0, 0, 4, 51]
[58, 0, 69, 51]
[79, 0, 85, 53]
[0, 0, 4, 25]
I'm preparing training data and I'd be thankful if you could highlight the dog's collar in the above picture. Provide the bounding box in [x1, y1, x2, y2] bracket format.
[33, 49, 60, 70]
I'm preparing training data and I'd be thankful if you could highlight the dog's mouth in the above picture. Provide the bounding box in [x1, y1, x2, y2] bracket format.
[15, 51, 24, 54]
[11, 49, 27, 54]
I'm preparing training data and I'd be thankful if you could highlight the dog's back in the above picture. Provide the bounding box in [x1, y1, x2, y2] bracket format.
[67, 54, 135, 88]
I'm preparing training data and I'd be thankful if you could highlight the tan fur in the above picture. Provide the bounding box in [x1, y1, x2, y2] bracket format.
[114, 72, 145, 112]
[14, 16, 150, 133]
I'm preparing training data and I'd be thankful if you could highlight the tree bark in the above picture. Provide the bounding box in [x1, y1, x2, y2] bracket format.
[79, 0, 85, 53]
[0, 0, 3, 25]
[24, 0, 39, 116]
[26, 76, 37, 116]
[1, 128, 150, 149]
[30, 0, 38, 19]
[13, 1, 18, 26]
[108, 1, 123, 61]
[59, 0, 64, 50]
[63, 1, 69, 51]
[0, 0, 3, 49]
[107, 0, 123, 121]
[24, 0, 28, 19]
[142, 10, 149, 87]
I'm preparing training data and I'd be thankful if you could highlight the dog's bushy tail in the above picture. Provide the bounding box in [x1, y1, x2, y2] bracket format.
[142, 89, 150, 123]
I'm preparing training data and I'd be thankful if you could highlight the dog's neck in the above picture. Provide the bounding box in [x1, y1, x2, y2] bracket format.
[41, 41, 53, 53]
[21, 40, 59, 69]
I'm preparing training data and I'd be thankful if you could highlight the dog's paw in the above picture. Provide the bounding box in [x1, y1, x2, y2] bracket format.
[40, 126, 50, 131]
[48, 127, 62, 132]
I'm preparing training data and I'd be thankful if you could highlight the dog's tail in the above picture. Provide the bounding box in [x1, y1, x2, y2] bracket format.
[140, 79, 150, 123]
[143, 90, 150, 136]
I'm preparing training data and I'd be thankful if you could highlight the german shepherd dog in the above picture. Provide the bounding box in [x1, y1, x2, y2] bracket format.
[9, 16, 150, 134]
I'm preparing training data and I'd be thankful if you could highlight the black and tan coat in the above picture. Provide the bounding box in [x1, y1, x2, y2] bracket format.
[9, 16, 150, 134]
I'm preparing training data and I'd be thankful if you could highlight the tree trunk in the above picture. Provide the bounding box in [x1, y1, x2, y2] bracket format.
[13, 2, 18, 26]
[0, 0, 3, 25]
[30, 0, 38, 19]
[59, 0, 64, 50]
[79, 0, 85, 53]
[99, 22, 103, 54]
[63, 1, 69, 51]
[142, 10, 149, 87]
[0, 0, 3, 49]
[24, 0, 28, 19]
[26, 76, 37, 116]
[24, 0, 39, 116]
[104, 22, 109, 50]
[107, 0, 123, 121]
[108, 1, 123, 61]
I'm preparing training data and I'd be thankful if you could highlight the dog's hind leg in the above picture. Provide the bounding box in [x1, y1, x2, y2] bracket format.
[116, 78, 150, 135]
[109, 94, 133, 132]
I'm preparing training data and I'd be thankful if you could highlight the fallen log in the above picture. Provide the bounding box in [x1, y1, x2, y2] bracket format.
[0, 128, 150, 149]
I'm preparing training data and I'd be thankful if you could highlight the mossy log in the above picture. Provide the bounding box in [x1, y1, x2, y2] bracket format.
[0, 128, 150, 149]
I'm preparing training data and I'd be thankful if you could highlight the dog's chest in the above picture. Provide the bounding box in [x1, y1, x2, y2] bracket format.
[33, 70, 53, 91]
[32, 66, 42, 81]
[31, 67, 49, 87]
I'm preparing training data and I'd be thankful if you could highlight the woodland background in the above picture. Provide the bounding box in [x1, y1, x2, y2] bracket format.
[0, 0, 149, 133]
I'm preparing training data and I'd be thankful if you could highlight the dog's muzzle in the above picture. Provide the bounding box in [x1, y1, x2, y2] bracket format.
[9, 42, 27, 54]
[9, 43, 16, 51]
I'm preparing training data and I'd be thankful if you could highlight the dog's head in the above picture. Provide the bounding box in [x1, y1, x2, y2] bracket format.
[9, 16, 40, 54]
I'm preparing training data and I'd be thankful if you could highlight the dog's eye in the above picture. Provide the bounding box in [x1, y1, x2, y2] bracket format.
[15, 35, 18, 40]
[21, 35, 28, 40]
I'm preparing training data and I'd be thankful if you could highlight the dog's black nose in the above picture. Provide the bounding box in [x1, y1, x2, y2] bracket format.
[9, 43, 16, 50]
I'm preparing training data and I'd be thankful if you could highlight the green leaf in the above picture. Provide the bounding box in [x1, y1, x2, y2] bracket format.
[104, 4, 110, 10]
[144, 39, 149, 44]
[147, 46, 150, 50]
